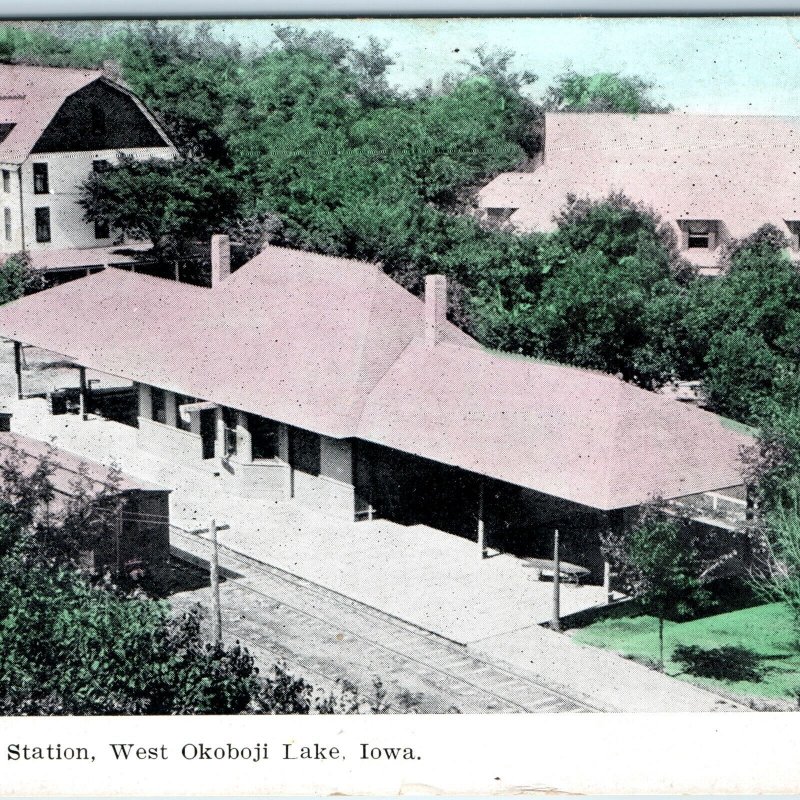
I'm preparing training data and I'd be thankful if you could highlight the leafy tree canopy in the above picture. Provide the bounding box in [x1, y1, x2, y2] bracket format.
[601, 503, 713, 668]
[9, 22, 800, 430]
[543, 69, 672, 113]
[79, 155, 237, 254]
[681, 228, 800, 423]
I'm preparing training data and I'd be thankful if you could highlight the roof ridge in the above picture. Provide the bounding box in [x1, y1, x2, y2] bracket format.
[440, 339, 639, 384]
[357, 334, 420, 432]
[348, 264, 381, 390]
[263, 243, 384, 273]
[0, 62, 103, 75]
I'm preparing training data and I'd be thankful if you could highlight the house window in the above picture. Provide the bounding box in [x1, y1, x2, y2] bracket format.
[32, 163, 49, 194]
[290, 427, 321, 476]
[2, 170, 10, 193]
[685, 220, 716, 250]
[4, 208, 10, 242]
[34, 207, 50, 243]
[248, 414, 279, 460]
[94, 219, 110, 239]
[151, 387, 166, 425]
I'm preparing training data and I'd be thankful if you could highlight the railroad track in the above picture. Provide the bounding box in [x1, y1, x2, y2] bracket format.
[171, 530, 600, 714]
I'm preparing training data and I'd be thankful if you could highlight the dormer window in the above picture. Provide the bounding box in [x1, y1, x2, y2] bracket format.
[682, 220, 718, 251]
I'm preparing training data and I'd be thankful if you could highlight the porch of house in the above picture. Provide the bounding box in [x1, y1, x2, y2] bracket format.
[4, 394, 611, 644]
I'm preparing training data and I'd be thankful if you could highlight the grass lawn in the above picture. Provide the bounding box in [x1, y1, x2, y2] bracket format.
[571, 602, 800, 703]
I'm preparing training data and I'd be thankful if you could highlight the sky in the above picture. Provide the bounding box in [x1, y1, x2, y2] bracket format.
[200, 16, 800, 115]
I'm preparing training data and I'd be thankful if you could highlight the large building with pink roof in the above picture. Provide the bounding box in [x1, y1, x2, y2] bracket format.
[0, 238, 753, 583]
[478, 112, 800, 272]
[0, 63, 177, 280]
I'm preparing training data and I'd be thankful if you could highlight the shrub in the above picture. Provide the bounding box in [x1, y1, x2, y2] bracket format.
[672, 644, 765, 682]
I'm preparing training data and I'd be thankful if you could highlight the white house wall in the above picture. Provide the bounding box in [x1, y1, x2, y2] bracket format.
[0, 146, 176, 255]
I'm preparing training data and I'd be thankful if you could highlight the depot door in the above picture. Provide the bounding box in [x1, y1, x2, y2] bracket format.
[200, 408, 216, 460]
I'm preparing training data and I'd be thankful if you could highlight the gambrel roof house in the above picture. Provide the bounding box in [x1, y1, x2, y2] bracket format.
[478, 113, 800, 272]
[0, 64, 177, 279]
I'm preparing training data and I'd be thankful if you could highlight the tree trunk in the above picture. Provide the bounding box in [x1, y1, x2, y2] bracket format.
[658, 615, 664, 670]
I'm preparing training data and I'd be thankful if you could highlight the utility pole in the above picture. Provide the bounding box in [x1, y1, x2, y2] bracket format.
[209, 518, 223, 645]
[552, 528, 561, 632]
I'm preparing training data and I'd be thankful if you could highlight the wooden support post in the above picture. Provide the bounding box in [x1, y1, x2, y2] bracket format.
[13, 341, 22, 400]
[552, 528, 561, 632]
[78, 365, 88, 421]
[236, 410, 252, 464]
[603, 560, 612, 604]
[477, 478, 487, 559]
[209, 519, 223, 645]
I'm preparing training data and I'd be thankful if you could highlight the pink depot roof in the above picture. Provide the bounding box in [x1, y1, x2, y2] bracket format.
[0, 244, 752, 509]
[0, 245, 475, 439]
[359, 340, 751, 510]
[479, 113, 800, 243]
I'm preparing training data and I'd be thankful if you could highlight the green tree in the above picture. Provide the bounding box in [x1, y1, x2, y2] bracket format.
[601, 504, 712, 669]
[681, 226, 800, 424]
[456, 46, 541, 156]
[112, 22, 245, 162]
[0, 518, 260, 715]
[744, 401, 800, 632]
[754, 502, 800, 626]
[0, 253, 46, 304]
[543, 69, 671, 113]
[0, 22, 113, 69]
[472, 193, 682, 386]
[78, 154, 236, 274]
[0, 450, 317, 716]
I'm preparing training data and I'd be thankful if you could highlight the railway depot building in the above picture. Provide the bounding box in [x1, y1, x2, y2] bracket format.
[0, 238, 753, 582]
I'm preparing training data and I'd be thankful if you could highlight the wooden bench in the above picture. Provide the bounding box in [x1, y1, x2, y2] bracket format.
[521, 557, 591, 585]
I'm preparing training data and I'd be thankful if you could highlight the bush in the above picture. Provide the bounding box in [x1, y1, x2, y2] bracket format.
[672, 644, 765, 683]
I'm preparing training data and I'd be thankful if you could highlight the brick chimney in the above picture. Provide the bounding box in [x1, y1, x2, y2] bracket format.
[425, 274, 447, 347]
[210, 234, 231, 287]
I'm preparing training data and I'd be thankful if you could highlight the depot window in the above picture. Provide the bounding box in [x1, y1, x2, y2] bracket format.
[248, 414, 280, 460]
